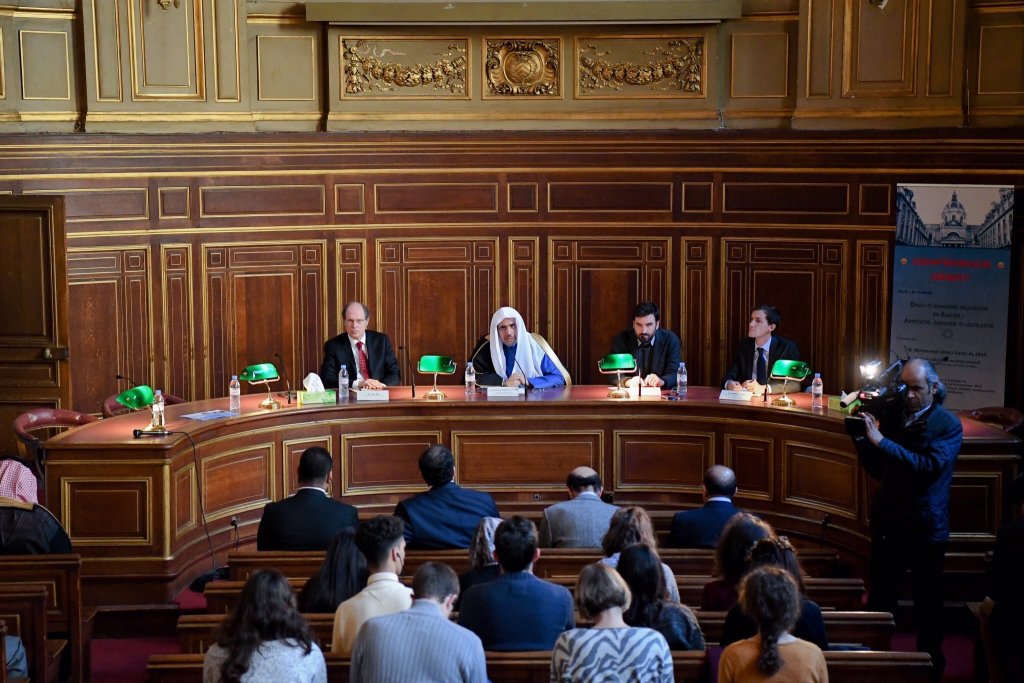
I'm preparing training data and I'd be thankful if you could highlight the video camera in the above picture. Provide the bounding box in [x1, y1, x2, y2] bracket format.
[844, 358, 907, 437]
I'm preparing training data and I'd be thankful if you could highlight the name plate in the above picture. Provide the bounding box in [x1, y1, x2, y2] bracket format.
[719, 389, 755, 401]
[626, 386, 663, 399]
[354, 389, 390, 402]
[486, 386, 525, 397]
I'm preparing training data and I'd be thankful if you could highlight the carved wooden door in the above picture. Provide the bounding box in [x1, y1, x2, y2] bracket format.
[0, 196, 70, 454]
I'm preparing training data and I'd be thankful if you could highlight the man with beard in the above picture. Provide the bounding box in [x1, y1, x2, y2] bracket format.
[609, 302, 682, 389]
[469, 307, 567, 388]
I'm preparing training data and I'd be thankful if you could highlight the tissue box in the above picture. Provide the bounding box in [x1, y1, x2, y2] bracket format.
[298, 390, 336, 405]
[828, 395, 859, 414]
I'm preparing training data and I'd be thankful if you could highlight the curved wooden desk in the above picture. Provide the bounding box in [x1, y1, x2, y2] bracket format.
[44, 386, 1020, 605]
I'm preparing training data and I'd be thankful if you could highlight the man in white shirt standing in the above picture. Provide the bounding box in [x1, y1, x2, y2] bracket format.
[331, 515, 413, 656]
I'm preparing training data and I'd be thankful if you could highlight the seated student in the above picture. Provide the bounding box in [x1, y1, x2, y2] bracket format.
[469, 306, 566, 388]
[618, 544, 705, 651]
[458, 516, 574, 651]
[719, 537, 828, 651]
[550, 563, 673, 683]
[457, 517, 503, 605]
[599, 506, 680, 603]
[718, 566, 827, 683]
[0, 497, 71, 554]
[0, 458, 38, 504]
[702, 513, 776, 611]
[297, 528, 368, 614]
[204, 569, 326, 683]
[667, 464, 742, 549]
[722, 304, 800, 395]
[331, 516, 412, 657]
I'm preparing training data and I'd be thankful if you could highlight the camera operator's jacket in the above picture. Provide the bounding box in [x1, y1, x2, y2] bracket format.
[854, 403, 963, 543]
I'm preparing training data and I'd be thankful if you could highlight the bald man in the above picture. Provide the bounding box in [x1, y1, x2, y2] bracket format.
[538, 467, 619, 548]
[667, 465, 742, 549]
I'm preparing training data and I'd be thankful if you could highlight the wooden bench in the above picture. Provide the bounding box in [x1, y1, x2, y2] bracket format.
[0, 553, 91, 683]
[204, 577, 307, 614]
[147, 648, 931, 683]
[695, 610, 893, 649]
[0, 585, 65, 683]
[227, 546, 841, 582]
[178, 612, 335, 654]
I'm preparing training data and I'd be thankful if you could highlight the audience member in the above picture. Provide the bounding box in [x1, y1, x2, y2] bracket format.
[203, 569, 326, 683]
[0, 497, 71, 554]
[351, 562, 487, 683]
[0, 458, 37, 504]
[256, 447, 357, 551]
[718, 566, 827, 683]
[550, 563, 673, 683]
[458, 516, 574, 651]
[701, 512, 775, 611]
[719, 537, 828, 650]
[539, 466, 619, 548]
[600, 506, 680, 602]
[395, 445, 500, 549]
[667, 465, 741, 549]
[331, 516, 412, 657]
[979, 473, 1024, 683]
[297, 528, 368, 613]
[618, 544, 705, 651]
[458, 516, 503, 602]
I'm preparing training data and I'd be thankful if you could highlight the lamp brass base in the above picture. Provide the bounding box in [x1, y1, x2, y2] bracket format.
[259, 395, 282, 410]
[144, 422, 168, 433]
[423, 386, 447, 401]
[608, 386, 630, 399]
[772, 394, 795, 407]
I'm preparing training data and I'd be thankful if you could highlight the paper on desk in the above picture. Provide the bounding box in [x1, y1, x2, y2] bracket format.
[182, 410, 236, 421]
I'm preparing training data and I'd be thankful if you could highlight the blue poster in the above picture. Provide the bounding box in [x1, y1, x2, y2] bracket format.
[891, 185, 1013, 409]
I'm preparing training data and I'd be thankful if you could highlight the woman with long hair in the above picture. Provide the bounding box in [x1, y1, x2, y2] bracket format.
[458, 516, 503, 601]
[718, 566, 827, 683]
[297, 528, 368, 613]
[719, 537, 828, 650]
[599, 506, 680, 602]
[618, 543, 705, 651]
[551, 563, 673, 682]
[702, 513, 776, 610]
[204, 569, 326, 683]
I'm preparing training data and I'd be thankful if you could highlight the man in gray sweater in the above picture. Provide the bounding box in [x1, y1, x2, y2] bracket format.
[351, 562, 487, 683]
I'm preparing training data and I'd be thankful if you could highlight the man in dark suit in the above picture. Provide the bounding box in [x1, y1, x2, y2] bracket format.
[458, 516, 574, 650]
[257, 446, 358, 551]
[722, 304, 800, 394]
[852, 358, 962, 682]
[667, 465, 742, 548]
[394, 445, 500, 550]
[609, 301, 682, 389]
[320, 301, 400, 389]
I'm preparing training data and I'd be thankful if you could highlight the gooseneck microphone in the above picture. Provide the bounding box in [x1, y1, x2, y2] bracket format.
[115, 373, 137, 386]
[399, 345, 415, 397]
[513, 357, 533, 395]
[273, 352, 294, 404]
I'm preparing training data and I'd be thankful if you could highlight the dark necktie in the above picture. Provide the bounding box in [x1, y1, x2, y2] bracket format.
[357, 341, 371, 380]
[640, 341, 652, 376]
[756, 347, 767, 385]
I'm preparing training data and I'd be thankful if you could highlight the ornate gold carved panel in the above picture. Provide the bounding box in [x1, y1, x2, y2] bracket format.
[484, 38, 560, 97]
[576, 35, 705, 98]
[341, 37, 469, 98]
[127, 0, 205, 100]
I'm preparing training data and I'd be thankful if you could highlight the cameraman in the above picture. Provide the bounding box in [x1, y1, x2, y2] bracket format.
[852, 358, 962, 682]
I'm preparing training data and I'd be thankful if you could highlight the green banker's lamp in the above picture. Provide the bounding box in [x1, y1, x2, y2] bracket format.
[417, 355, 457, 401]
[769, 359, 811, 407]
[240, 363, 281, 410]
[598, 353, 637, 399]
[115, 385, 166, 432]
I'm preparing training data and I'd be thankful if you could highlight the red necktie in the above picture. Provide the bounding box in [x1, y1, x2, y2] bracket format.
[357, 341, 371, 380]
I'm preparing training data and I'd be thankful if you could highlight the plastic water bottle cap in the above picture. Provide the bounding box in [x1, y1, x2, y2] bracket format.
[814, 373, 821, 378]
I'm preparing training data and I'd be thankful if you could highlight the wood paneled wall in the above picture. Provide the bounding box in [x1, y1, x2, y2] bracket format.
[0, 131, 1022, 456]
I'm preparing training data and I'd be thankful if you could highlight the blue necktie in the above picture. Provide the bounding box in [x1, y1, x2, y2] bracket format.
[756, 347, 767, 385]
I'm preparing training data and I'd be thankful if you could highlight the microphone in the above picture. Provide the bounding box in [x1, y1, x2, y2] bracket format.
[513, 357, 533, 395]
[134, 429, 168, 438]
[273, 353, 294, 403]
[115, 373, 137, 386]
[468, 338, 488, 367]
[399, 345, 415, 397]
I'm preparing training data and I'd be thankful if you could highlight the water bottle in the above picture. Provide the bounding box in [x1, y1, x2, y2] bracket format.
[464, 360, 476, 395]
[811, 373, 824, 410]
[151, 389, 166, 429]
[337, 365, 349, 403]
[228, 375, 241, 413]
[676, 362, 688, 398]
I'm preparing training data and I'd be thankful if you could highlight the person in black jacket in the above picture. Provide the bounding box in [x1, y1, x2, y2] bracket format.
[667, 465, 742, 549]
[722, 304, 800, 394]
[619, 543, 705, 651]
[256, 447, 358, 551]
[609, 302, 682, 389]
[319, 301, 400, 389]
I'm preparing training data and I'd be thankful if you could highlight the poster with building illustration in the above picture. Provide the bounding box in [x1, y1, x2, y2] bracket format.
[891, 184, 1013, 409]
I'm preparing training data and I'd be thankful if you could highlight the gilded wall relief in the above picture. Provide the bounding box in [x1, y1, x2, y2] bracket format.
[484, 38, 560, 97]
[576, 36, 704, 98]
[341, 38, 468, 98]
